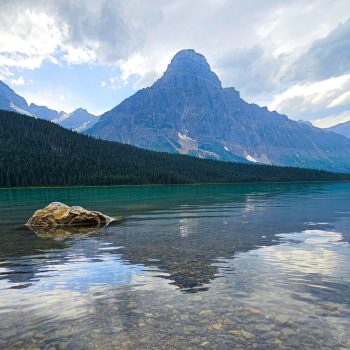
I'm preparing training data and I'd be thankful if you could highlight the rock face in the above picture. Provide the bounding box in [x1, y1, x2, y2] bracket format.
[26, 202, 114, 227]
[86, 49, 350, 173]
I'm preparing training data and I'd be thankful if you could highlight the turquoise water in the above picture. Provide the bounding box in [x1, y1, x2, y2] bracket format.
[0, 183, 350, 349]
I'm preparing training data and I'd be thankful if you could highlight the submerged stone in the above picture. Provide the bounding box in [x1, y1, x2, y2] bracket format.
[228, 329, 256, 340]
[211, 322, 223, 331]
[322, 304, 338, 312]
[275, 314, 289, 324]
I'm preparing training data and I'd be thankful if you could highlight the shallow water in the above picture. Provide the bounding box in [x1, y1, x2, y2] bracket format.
[0, 183, 349, 349]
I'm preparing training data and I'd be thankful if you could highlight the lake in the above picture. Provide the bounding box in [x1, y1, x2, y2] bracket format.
[0, 183, 350, 349]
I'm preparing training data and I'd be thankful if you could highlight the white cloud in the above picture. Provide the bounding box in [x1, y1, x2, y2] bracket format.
[100, 77, 122, 90]
[0, 0, 159, 69]
[0, 66, 13, 80]
[0, 8, 65, 69]
[0, 0, 350, 125]
[10, 76, 25, 86]
[313, 111, 350, 128]
[285, 18, 350, 83]
[119, 52, 173, 88]
[327, 91, 350, 108]
[63, 45, 96, 65]
[269, 74, 350, 121]
[119, 54, 146, 83]
[1, 1, 348, 80]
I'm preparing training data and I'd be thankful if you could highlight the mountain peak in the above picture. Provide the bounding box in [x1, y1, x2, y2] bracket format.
[167, 49, 212, 72]
[171, 49, 208, 64]
[158, 49, 221, 89]
[73, 107, 88, 113]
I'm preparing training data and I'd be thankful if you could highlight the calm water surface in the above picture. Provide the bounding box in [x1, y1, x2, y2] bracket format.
[0, 183, 350, 349]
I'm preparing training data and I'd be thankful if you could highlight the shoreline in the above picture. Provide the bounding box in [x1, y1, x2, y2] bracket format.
[1, 179, 350, 190]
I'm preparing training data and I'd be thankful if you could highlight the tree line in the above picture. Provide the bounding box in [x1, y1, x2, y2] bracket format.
[0, 110, 349, 187]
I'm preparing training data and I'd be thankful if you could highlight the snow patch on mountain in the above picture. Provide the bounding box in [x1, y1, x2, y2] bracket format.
[52, 112, 70, 124]
[10, 103, 35, 117]
[178, 132, 196, 142]
[245, 154, 258, 163]
[74, 121, 92, 132]
[177, 132, 198, 154]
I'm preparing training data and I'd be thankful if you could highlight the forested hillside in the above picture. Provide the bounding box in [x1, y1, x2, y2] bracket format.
[0, 110, 349, 187]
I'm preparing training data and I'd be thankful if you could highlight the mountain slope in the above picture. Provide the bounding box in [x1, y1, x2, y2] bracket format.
[327, 121, 350, 139]
[0, 81, 33, 116]
[1, 110, 347, 187]
[0, 80, 99, 132]
[29, 103, 60, 121]
[87, 49, 350, 173]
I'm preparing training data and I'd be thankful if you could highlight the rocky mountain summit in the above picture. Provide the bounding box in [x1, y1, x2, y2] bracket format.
[87, 49, 350, 172]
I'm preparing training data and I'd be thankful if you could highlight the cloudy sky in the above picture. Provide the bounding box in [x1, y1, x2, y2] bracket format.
[0, 0, 349, 127]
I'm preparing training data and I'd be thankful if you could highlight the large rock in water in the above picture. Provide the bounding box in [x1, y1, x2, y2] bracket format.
[26, 202, 114, 227]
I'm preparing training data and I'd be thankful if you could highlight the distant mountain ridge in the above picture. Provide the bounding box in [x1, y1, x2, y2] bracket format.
[327, 121, 350, 139]
[0, 80, 98, 132]
[86, 49, 350, 173]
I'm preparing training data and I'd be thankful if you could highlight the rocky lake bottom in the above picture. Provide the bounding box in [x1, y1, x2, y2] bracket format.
[0, 183, 349, 349]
